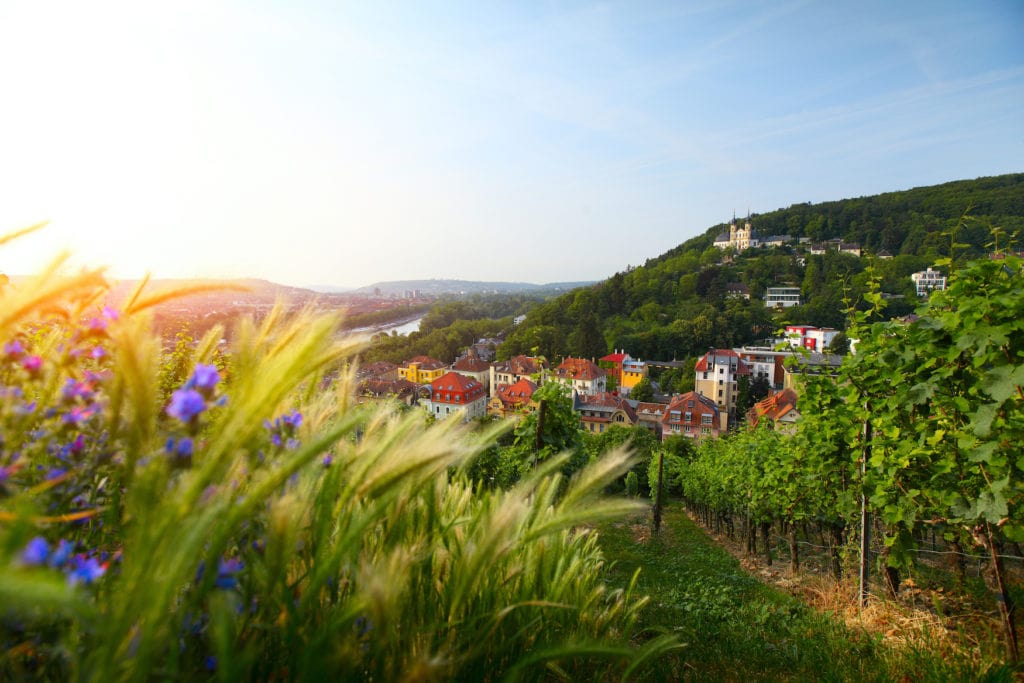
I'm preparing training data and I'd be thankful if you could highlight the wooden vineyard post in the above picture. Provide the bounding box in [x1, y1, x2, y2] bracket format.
[986, 523, 1019, 663]
[859, 414, 872, 608]
[653, 450, 665, 532]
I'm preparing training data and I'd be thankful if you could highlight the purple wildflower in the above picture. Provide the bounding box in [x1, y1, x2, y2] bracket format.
[69, 433, 87, 456]
[90, 345, 106, 360]
[14, 400, 37, 416]
[63, 405, 97, 426]
[62, 378, 96, 403]
[166, 389, 206, 423]
[185, 364, 220, 396]
[21, 537, 50, 565]
[3, 339, 25, 360]
[322, 454, 333, 467]
[102, 306, 120, 321]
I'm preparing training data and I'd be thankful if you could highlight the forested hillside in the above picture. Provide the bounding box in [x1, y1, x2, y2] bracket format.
[500, 173, 1024, 363]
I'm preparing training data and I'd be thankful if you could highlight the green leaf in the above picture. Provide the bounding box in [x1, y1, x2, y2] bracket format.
[971, 403, 999, 438]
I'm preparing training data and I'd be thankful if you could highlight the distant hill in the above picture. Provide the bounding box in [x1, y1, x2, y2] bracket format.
[353, 279, 596, 296]
[500, 173, 1024, 371]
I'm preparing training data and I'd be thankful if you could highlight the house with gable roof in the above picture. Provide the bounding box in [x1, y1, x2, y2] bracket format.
[489, 355, 548, 397]
[451, 348, 491, 393]
[421, 371, 488, 421]
[487, 378, 538, 419]
[574, 391, 637, 434]
[552, 357, 607, 397]
[632, 401, 667, 438]
[661, 391, 722, 441]
[747, 388, 800, 433]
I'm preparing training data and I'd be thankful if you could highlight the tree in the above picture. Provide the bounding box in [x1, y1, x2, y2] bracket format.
[629, 377, 655, 402]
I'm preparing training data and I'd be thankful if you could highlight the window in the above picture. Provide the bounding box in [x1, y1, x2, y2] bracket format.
[684, 411, 692, 422]
[701, 414, 713, 425]
[702, 372, 708, 380]
[455, 395, 461, 403]
[687, 400, 694, 408]
[701, 426, 711, 435]
[718, 390, 723, 397]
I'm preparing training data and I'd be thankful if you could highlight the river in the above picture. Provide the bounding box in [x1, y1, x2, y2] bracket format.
[348, 315, 423, 341]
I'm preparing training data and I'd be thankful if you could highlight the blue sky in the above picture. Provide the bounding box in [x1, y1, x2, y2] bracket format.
[1, 0, 1021, 288]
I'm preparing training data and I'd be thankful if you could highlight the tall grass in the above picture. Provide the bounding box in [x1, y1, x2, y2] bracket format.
[0, 243, 672, 680]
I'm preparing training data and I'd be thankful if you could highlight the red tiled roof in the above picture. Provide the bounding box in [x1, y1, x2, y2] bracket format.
[661, 391, 719, 424]
[496, 355, 548, 375]
[430, 371, 482, 393]
[555, 357, 606, 381]
[577, 391, 637, 422]
[452, 356, 490, 373]
[748, 388, 799, 428]
[600, 352, 628, 363]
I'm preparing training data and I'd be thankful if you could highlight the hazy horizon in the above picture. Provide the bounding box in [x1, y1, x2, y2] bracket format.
[1, 1, 1021, 288]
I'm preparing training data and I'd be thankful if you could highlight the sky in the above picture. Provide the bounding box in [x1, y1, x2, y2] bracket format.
[1, 1, 1022, 289]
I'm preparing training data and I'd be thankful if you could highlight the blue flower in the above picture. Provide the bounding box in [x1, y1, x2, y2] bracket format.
[49, 539, 74, 568]
[215, 557, 244, 589]
[185, 364, 220, 396]
[166, 390, 206, 423]
[21, 537, 49, 565]
[67, 555, 106, 585]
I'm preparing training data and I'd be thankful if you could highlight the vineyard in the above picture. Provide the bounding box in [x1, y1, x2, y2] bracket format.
[672, 252, 1024, 663]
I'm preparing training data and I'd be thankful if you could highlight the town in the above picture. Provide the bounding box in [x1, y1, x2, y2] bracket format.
[353, 215, 959, 442]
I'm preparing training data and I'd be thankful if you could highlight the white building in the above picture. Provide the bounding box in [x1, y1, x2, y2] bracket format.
[911, 268, 946, 297]
[764, 287, 802, 308]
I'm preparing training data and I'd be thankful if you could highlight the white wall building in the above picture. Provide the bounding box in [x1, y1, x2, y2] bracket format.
[911, 268, 947, 297]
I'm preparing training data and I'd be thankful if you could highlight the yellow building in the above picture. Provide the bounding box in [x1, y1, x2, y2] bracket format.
[620, 357, 648, 393]
[397, 355, 448, 384]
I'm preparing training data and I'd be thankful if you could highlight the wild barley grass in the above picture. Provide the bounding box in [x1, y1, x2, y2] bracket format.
[0, 246, 667, 680]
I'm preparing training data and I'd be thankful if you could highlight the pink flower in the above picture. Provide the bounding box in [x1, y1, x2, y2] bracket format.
[22, 355, 43, 375]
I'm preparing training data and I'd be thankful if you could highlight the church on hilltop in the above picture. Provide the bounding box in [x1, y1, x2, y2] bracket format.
[713, 214, 760, 251]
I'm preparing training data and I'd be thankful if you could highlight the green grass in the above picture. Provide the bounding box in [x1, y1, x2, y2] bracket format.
[596, 504, 1011, 682]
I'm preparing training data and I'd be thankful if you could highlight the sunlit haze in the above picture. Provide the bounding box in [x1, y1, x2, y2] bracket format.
[1, 1, 1021, 288]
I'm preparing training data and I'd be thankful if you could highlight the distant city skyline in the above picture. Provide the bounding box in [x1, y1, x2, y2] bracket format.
[1, 1, 1021, 289]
